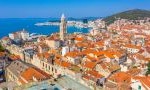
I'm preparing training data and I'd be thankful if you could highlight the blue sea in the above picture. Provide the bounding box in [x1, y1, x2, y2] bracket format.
[0, 18, 90, 38]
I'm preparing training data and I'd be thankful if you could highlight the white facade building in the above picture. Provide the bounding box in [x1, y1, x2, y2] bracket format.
[62, 46, 69, 56]
[21, 30, 29, 40]
[9, 33, 15, 40]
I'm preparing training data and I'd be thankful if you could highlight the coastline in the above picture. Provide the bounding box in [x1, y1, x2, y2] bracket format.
[0, 18, 90, 38]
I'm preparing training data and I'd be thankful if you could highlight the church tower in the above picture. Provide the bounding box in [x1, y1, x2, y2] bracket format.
[60, 14, 67, 41]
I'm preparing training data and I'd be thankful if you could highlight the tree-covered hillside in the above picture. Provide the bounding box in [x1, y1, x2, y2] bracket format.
[103, 9, 150, 25]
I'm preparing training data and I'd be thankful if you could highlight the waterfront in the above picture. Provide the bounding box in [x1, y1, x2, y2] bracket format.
[0, 18, 89, 38]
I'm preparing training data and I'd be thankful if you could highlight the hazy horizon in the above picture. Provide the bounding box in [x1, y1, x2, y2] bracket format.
[0, 0, 150, 18]
[0, 9, 149, 19]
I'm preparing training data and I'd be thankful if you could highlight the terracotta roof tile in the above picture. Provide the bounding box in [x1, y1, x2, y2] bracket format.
[20, 67, 50, 83]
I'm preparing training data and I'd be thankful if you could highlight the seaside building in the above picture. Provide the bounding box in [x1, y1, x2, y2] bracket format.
[8, 29, 29, 41]
[60, 14, 67, 41]
[20, 29, 30, 41]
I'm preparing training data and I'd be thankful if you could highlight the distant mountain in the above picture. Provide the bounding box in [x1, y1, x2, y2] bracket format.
[103, 9, 150, 25]
[47, 17, 101, 22]
[68, 17, 101, 21]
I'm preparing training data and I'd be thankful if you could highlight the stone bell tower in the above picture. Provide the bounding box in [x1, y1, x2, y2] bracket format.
[60, 14, 67, 41]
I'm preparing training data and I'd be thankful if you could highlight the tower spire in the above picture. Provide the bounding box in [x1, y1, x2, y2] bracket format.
[61, 13, 65, 19]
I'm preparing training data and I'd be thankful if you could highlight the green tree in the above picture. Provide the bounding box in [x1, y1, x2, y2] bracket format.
[0, 43, 5, 52]
[146, 62, 150, 76]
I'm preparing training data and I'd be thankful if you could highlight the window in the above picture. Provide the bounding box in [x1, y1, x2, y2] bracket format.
[17, 63, 19, 66]
[55, 69, 57, 73]
[49, 66, 50, 70]
[46, 64, 47, 68]
[138, 85, 141, 90]
[43, 63, 44, 67]
[52, 67, 53, 72]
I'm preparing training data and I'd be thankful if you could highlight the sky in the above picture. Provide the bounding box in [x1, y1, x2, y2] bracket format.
[0, 0, 150, 18]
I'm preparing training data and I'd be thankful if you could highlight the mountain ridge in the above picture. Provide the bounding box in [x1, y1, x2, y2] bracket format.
[103, 9, 150, 25]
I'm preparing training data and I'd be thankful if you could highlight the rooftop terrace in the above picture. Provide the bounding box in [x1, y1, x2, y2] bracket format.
[14, 76, 91, 90]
